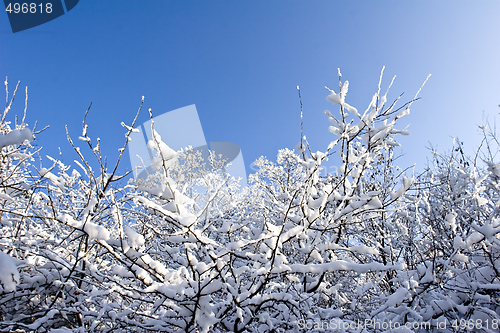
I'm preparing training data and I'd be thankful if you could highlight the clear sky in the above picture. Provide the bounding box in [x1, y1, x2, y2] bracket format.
[2, 1, 500, 180]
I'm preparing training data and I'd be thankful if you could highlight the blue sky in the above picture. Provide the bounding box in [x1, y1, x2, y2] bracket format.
[2, 1, 500, 180]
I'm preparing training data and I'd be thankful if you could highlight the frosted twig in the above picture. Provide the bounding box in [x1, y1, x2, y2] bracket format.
[2, 80, 20, 125]
[297, 85, 307, 160]
[22, 86, 28, 127]
[4, 77, 7, 106]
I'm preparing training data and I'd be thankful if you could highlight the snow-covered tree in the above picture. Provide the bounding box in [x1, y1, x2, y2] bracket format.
[3, 69, 500, 333]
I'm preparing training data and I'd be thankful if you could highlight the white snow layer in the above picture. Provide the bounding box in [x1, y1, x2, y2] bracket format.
[59, 214, 110, 241]
[289, 261, 404, 274]
[124, 225, 145, 249]
[0, 128, 33, 148]
[385, 287, 408, 307]
[0, 251, 19, 292]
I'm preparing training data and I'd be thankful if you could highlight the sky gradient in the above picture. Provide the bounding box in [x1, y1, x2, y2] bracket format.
[2, 1, 500, 180]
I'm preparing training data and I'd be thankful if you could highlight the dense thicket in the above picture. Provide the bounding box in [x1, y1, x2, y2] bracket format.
[1, 71, 500, 333]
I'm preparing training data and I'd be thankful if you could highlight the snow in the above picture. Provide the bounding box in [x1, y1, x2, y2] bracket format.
[5, 71, 500, 333]
[326, 88, 342, 105]
[59, 213, 110, 240]
[124, 225, 145, 249]
[317, 243, 380, 255]
[112, 265, 134, 278]
[454, 235, 466, 250]
[390, 177, 414, 200]
[325, 83, 360, 117]
[453, 253, 469, 262]
[366, 196, 383, 209]
[476, 196, 489, 206]
[0, 251, 19, 292]
[147, 129, 178, 161]
[0, 193, 13, 202]
[0, 128, 33, 148]
[475, 220, 500, 239]
[465, 232, 484, 249]
[289, 261, 403, 274]
[445, 212, 457, 232]
[385, 287, 408, 307]
[84, 221, 110, 240]
[121, 121, 140, 133]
